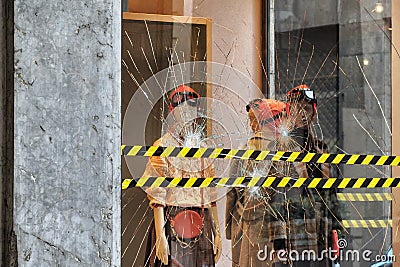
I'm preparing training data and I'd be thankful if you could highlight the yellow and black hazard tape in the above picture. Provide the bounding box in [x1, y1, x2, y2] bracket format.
[122, 176, 400, 190]
[121, 145, 400, 166]
[337, 193, 392, 202]
[342, 220, 392, 228]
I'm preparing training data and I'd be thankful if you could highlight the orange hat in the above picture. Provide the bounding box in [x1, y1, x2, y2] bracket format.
[246, 99, 285, 132]
[168, 85, 200, 111]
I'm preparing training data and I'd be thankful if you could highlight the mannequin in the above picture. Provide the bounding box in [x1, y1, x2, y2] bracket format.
[226, 99, 308, 267]
[270, 85, 342, 267]
[144, 85, 222, 267]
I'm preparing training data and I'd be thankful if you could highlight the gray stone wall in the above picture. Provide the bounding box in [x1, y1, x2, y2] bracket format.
[275, 0, 338, 32]
[14, 1, 121, 266]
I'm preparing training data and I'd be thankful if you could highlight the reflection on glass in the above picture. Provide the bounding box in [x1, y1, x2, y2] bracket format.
[121, 1, 393, 266]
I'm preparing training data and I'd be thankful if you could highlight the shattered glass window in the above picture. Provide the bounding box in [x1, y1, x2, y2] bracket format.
[121, 1, 395, 266]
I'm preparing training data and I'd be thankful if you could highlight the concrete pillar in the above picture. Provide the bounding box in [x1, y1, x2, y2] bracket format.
[14, 1, 121, 266]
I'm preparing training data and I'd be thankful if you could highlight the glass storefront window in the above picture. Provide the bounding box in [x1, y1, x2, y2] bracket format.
[272, 1, 393, 266]
[121, 1, 395, 266]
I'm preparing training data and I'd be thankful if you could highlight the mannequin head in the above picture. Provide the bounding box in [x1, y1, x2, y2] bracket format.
[169, 85, 200, 111]
[246, 98, 286, 133]
[286, 84, 317, 129]
[168, 85, 201, 126]
[165, 85, 203, 142]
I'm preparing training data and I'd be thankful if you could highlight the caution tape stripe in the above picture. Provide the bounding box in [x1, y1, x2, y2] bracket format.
[337, 193, 392, 201]
[342, 220, 392, 228]
[121, 177, 400, 189]
[121, 145, 400, 166]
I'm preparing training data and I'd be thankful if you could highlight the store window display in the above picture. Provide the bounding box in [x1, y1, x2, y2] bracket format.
[226, 87, 343, 267]
[225, 98, 297, 267]
[120, 1, 394, 265]
[271, 85, 343, 267]
[143, 85, 222, 267]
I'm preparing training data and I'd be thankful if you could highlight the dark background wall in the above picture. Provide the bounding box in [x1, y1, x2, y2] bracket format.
[1, 0, 16, 265]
